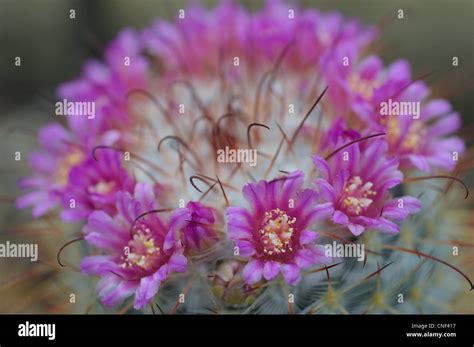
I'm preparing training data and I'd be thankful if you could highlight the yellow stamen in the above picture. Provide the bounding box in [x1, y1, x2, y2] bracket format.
[56, 150, 84, 185]
[259, 208, 296, 255]
[121, 223, 161, 271]
[341, 176, 376, 216]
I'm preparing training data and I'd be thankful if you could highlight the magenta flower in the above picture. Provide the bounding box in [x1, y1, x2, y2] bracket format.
[17, 29, 147, 221]
[313, 138, 421, 236]
[60, 150, 136, 222]
[16, 123, 86, 217]
[81, 183, 187, 309]
[226, 171, 332, 286]
[141, 0, 375, 81]
[58, 28, 149, 143]
[169, 201, 218, 255]
[325, 54, 464, 173]
[16, 0, 469, 314]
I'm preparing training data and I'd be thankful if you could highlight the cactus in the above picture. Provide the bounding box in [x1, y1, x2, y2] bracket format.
[7, 0, 473, 315]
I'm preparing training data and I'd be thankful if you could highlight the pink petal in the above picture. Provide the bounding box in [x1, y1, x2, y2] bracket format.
[80, 255, 117, 276]
[276, 170, 305, 206]
[408, 154, 432, 173]
[168, 252, 188, 273]
[97, 274, 137, 308]
[226, 206, 254, 240]
[312, 155, 330, 179]
[236, 240, 256, 257]
[348, 223, 365, 236]
[281, 263, 300, 285]
[332, 210, 349, 225]
[313, 179, 336, 202]
[101, 279, 137, 308]
[242, 259, 263, 285]
[299, 229, 318, 246]
[134, 265, 168, 310]
[294, 249, 317, 269]
[263, 261, 281, 281]
[376, 218, 400, 234]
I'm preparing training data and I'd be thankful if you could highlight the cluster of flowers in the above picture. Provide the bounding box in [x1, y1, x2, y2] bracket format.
[17, 0, 464, 310]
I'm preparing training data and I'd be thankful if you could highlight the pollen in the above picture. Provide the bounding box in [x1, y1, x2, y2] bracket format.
[384, 117, 401, 146]
[259, 208, 296, 256]
[88, 180, 117, 195]
[382, 118, 425, 152]
[402, 122, 424, 151]
[348, 74, 380, 100]
[121, 223, 161, 271]
[56, 150, 84, 185]
[340, 176, 376, 216]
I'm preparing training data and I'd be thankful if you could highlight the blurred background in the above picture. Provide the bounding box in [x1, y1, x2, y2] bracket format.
[1, 0, 473, 113]
[0, 0, 472, 313]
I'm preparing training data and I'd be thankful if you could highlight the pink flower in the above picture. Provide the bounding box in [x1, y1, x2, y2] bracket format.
[324, 54, 464, 173]
[80, 183, 187, 309]
[141, 0, 375, 81]
[313, 137, 421, 236]
[226, 170, 332, 286]
[60, 150, 136, 222]
[58, 28, 150, 144]
[16, 123, 86, 218]
[169, 201, 219, 255]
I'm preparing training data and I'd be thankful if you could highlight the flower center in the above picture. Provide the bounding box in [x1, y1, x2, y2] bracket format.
[383, 118, 424, 153]
[121, 223, 161, 271]
[88, 180, 117, 195]
[340, 176, 376, 216]
[56, 150, 84, 185]
[348, 74, 379, 100]
[259, 208, 296, 256]
[402, 122, 424, 151]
